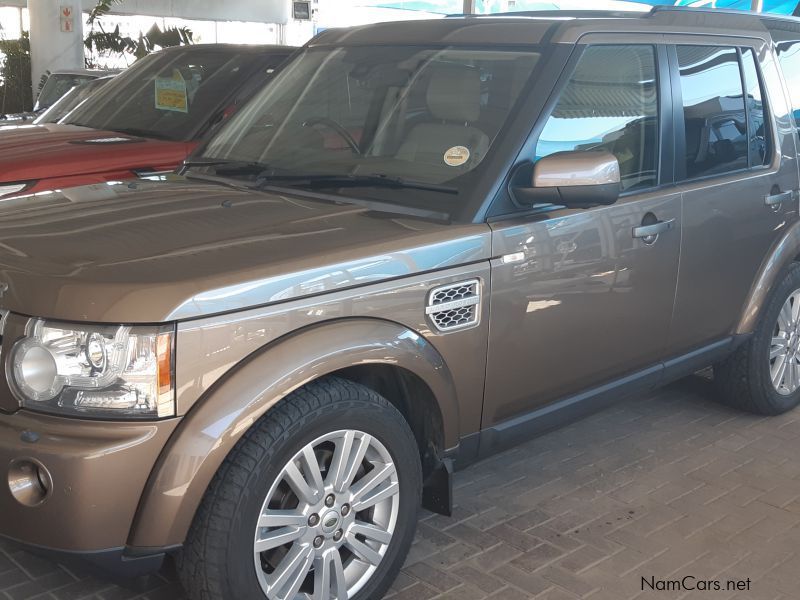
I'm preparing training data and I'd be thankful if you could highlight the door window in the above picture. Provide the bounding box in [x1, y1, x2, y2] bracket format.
[740, 48, 770, 168]
[535, 45, 659, 192]
[676, 46, 749, 179]
[773, 38, 800, 137]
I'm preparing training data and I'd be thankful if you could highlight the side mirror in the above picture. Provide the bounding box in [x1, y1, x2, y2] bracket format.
[511, 150, 621, 209]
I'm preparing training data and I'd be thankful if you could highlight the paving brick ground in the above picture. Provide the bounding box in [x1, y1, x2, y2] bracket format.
[3, 375, 800, 599]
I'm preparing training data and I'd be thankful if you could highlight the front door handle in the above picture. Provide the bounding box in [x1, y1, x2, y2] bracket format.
[632, 218, 675, 240]
[765, 190, 794, 207]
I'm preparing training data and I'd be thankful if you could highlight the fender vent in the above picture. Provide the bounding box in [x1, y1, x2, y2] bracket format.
[426, 279, 481, 332]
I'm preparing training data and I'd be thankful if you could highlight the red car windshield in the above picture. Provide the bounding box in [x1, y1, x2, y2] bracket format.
[65, 48, 286, 142]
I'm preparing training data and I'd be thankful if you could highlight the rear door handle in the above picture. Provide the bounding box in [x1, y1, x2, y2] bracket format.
[765, 190, 794, 207]
[632, 218, 675, 240]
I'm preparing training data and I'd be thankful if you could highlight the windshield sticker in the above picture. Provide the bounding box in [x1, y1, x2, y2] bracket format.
[155, 70, 189, 113]
[444, 146, 470, 167]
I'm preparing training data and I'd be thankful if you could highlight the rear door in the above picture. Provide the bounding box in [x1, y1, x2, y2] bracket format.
[666, 37, 800, 353]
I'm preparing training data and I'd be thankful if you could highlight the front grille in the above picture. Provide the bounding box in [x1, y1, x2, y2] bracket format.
[426, 279, 481, 332]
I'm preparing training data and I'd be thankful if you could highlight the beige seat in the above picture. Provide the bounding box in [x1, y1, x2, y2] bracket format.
[396, 64, 490, 168]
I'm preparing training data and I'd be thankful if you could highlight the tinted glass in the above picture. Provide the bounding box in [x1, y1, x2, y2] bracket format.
[201, 46, 541, 211]
[536, 45, 659, 192]
[740, 48, 770, 167]
[35, 77, 112, 124]
[65, 49, 285, 142]
[677, 46, 747, 179]
[37, 74, 95, 109]
[774, 39, 800, 137]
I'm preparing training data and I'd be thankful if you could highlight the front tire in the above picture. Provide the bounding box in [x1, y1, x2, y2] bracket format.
[715, 263, 800, 415]
[178, 376, 422, 600]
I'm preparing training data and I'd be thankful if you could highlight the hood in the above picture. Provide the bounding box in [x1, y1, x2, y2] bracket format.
[0, 178, 490, 323]
[0, 124, 191, 182]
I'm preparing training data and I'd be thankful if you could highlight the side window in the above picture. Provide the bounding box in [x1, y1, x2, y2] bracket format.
[676, 46, 748, 179]
[535, 45, 659, 192]
[774, 39, 800, 137]
[740, 48, 770, 167]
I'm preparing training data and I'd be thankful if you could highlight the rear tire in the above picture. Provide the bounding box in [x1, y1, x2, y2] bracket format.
[178, 376, 422, 600]
[714, 263, 800, 415]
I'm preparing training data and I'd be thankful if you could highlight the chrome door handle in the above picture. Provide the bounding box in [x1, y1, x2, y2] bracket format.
[632, 218, 675, 240]
[765, 190, 794, 207]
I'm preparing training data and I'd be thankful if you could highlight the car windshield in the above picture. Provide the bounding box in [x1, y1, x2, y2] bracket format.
[37, 73, 96, 109]
[199, 45, 541, 210]
[35, 77, 112, 124]
[65, 48, 278, 142]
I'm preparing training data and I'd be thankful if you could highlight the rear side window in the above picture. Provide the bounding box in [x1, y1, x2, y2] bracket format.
[740, 48, 770, 168]
[676, 46, 749, 179]
[536, 45, 659, 192]
[774, 39, 800, 136]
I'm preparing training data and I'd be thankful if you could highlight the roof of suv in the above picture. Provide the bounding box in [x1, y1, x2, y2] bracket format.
[311, 7, 796, 47]
[158, 43, 294, 54]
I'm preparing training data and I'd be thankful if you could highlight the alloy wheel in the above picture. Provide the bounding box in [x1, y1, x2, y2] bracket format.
[253, 429, 400, 600]
[770, 288, 800, 395]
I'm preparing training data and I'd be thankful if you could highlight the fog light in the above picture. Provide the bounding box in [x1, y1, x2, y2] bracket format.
[8, 458, 52, 507]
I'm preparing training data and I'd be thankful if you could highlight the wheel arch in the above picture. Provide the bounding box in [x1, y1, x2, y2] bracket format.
[127, 317, 458, 549]
[737, 219, 800, 335]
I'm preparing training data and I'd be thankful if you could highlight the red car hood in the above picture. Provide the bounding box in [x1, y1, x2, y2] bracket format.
[0, 123, 194, 182]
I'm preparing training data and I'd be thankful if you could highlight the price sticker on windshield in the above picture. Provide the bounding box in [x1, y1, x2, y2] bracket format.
[155, 73, 188, 113]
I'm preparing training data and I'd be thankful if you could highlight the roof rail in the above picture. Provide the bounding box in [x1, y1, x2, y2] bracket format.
[650, 5, 800, 24]
[650, 5, 760, 17]
[445, 10, 648, 19]
[445, 6, 800, 25]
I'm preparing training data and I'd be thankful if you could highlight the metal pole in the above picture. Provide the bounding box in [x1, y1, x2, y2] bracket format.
[751, 0, 763, 11]
[463, 0, 476, 14]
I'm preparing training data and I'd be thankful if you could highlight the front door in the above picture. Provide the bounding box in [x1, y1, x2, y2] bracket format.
[483, 42, 681, 428]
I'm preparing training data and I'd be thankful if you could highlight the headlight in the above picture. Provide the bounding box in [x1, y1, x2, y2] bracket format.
[7, 319, 175, 419]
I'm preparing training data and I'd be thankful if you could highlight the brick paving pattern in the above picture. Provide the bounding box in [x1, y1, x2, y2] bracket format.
[3, 375, 800, 599]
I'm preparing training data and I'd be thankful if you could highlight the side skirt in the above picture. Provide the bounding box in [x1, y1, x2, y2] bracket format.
[451, 335, 747, 469]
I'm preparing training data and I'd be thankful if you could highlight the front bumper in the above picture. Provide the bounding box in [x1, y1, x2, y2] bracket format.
[0, 536, 173, 579]
[0, 410, 180, 564]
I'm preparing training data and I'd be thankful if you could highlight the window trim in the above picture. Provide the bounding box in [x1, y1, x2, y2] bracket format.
[669, 43, 774, 186]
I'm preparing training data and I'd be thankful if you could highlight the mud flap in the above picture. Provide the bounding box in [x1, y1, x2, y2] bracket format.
[421, 458, 453, 516]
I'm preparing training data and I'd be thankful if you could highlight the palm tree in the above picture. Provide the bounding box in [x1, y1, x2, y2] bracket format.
[84, 0, 193, 68]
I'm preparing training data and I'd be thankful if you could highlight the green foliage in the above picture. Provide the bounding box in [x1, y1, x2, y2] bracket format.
[0, 32, 33, 114]
[85, 0, 193, 66]
[87, 0, 124, 25]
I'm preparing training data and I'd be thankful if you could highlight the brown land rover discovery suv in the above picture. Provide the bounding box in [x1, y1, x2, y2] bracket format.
[4, 7, 800, 600]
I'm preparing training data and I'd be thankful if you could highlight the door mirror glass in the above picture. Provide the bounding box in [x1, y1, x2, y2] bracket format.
[512, 150, 621, 208]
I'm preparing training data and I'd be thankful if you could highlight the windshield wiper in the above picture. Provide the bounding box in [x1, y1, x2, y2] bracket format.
[256, 173, 458, 195]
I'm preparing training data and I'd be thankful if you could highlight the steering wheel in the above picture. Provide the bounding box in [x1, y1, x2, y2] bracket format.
[303, 117, 361, 155]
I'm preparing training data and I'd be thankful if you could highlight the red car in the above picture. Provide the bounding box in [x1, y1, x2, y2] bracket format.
[0, 44, 294, 199]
